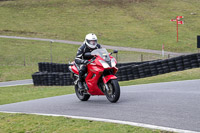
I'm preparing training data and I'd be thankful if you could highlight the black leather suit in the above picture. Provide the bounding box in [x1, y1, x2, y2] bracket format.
[75, 43, 102, 82]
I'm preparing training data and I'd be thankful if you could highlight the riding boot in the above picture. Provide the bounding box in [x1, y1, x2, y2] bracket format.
[78, 65, 87, 90]
[78, 80, 84, 90]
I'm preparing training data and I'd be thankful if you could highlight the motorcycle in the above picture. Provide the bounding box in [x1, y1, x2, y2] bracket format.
[68, 48, 120, 103]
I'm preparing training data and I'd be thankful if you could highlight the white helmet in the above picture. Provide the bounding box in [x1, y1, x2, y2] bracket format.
[85, 33, 97, 49]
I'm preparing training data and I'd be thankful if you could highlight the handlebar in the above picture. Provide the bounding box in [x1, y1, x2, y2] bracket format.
[86, 56, 96, 65]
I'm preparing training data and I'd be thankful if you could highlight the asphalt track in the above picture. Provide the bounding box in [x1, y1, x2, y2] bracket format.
[0, 35, 186, 55]
[0, 79, 200, 132]
[0, 79, 33, 87]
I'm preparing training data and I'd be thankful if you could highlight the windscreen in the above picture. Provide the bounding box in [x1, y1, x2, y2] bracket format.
[91, 48, 110, 61]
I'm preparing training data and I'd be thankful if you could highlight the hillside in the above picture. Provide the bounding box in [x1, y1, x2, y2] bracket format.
[0, 0, 200, 52]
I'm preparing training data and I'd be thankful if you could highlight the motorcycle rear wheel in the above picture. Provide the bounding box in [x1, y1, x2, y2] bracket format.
[105, 79, 120, 103]
[75, 85, 90, 101]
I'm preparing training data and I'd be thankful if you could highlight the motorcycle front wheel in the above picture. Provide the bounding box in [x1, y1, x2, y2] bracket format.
[105, 79, 120, 103]
[75, 85, 90, 101]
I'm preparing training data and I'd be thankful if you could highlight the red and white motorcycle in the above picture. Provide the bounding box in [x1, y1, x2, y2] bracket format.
[69, 48, 120, 103]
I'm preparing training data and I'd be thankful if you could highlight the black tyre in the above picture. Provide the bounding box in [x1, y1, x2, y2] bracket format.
[75, 85, 90, 101]
[105, 79, 120, 103]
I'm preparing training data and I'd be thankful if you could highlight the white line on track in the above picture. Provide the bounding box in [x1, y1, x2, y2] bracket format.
[0, 111, 199, 133]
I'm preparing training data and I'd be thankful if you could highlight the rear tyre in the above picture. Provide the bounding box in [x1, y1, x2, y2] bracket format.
[75, 85, 90, 101]
[105, 79, 120, 103]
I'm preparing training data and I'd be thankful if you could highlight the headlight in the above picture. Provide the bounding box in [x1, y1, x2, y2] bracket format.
[111, 58, 116, 67]
[99, 60, 110, 68]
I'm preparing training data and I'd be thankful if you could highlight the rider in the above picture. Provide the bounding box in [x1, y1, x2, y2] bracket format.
[75, 33, 102, 89]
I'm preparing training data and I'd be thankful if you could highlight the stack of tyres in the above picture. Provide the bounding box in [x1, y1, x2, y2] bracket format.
[64, 64, 69, 73]
[126, 66, 134, 80]
[138, 64, 146, 78]
[149, 61, 158, 76]
[54, 73, 59, 86]
[64, 73, 72, 85]
[161, 60, 170, 73]
[59, 73, 64, 86]
[45, 62, 51, 72]
[38, 63, 44, 72]
[117, 62, 137, 68]
[143, 63, 151, 77]
[63, 73, 67, 86]
[197, 53, 200, 66]
[32, 72, 73, 86]
[32, 72, 40, 86]
[33, 53, 200, 86]
[47, 73, 52, 86]
[174, 56, 184, 71]
[188, 54, 199, 68]
[132, 66, 140, 79]
[116, 60, 156, 68]
[66, 73, 73, 85]
[38, 62, 70, 73]
[120, 67, 128, 81]
[52, 64, 56, 73]
[168, 58, 177, 72]
[182, 55, 192, 70]
[155, 61, 164, 74]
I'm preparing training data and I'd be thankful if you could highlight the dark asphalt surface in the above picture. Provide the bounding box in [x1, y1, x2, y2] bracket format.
[0, 79, 33, 87]
[0, 79, 200, 132]
[0, 35, 185, 55]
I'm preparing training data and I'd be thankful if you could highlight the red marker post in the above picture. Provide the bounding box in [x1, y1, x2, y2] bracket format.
[162, 44, 165, 57]
[170, 16, 184, 42]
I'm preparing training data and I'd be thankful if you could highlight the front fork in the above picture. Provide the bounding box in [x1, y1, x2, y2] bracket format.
[102, 76, 110, 92]
[102, 75, 117, 92]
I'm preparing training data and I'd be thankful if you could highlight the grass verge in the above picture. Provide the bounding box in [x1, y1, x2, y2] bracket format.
[0, 112, 170, 133]
[0, 0, 199, 52]
[0, 85, 74, 105]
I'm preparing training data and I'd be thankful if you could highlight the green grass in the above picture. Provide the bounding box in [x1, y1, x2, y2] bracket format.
[0, 0, 199, 52]
[0, 85, 74, 105]
[119, 68, 200, 86]
[0, 37, 167, 82]
[0, 66, 37, 82]
[0, 112, 170, 133]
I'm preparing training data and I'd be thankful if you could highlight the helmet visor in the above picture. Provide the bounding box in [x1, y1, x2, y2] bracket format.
[87, 40, 97, 46]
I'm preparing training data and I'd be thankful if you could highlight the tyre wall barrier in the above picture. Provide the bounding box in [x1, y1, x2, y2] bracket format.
[32, 53, 200, 86]
[37, 61, 152, 73]
[38, 62, 70, 73]
[116, 60, 160, 68]
[32, 72, 73, 86]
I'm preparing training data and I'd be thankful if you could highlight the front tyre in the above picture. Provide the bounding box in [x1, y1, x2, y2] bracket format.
[105, 79, 120, 103]
[75, 85, 90, 101]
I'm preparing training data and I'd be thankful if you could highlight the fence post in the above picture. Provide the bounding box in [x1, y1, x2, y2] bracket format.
[168, 54, 170, 59]
[116, 53, 118, 62]
[141, 54, 143, 62]
[50, 40, 54, 63]
[24, 56, 26, 66]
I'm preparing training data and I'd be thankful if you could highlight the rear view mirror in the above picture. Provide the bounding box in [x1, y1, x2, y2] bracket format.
[113, 50, 118, 54]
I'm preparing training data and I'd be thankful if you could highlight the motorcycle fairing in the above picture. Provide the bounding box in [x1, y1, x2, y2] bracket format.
[86, 65, 105, 95]
[102, 75, 117, 84]
[70, 64, 79, 75]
